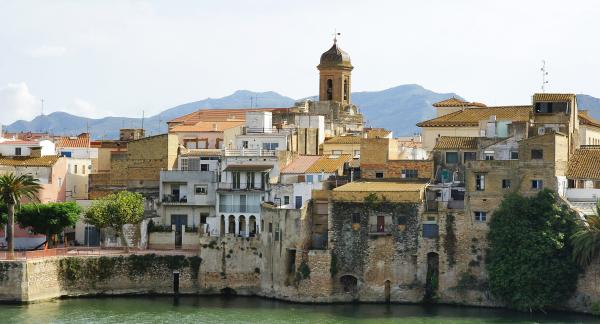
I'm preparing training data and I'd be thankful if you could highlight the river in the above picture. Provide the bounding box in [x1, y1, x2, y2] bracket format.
[0, 296, 597, 323]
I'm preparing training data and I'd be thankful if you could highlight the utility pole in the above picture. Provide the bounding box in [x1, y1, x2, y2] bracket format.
[541, 60, 549, 93]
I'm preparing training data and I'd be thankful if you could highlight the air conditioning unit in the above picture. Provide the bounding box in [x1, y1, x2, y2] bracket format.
[538, 127, 546, 135]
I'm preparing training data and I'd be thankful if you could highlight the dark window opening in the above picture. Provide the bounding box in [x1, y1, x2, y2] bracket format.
[502, 179, 511, 189]
[375, 172, 384, 179]
[351, 212, 360, 224]
[463, 152, 476, 161]
[423, 224, 439, 238]
[402, 169, 418, 179]
[446, 152, 459, 164]
[510, 151, 519, 160]
[476, 174, 485, 191]
[326, 79, 333, 100]
[531, 149, 543, 159]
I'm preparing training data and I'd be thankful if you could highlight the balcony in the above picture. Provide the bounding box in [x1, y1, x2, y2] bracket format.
[162, 194, 187, 204]
[368, 224, 393, 236]
[218, 204, 261, 213]
[224, 148, 276, 157]
[241, 127, 295, 135]
[217, 182, 268, 191]
[566, 188, 600, 202]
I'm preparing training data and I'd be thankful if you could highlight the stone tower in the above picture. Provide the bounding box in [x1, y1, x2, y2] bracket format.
[317, 39, 353, 105]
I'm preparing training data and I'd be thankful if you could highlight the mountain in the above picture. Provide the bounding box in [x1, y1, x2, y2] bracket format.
[6, 87, 600, 139]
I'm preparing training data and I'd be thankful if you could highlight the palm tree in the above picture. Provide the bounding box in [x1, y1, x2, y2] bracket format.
[0, 174, 41, 253]
[572, 202, 600, 267]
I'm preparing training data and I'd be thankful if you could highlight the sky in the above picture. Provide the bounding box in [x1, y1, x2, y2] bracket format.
[1, 0, 600, 125]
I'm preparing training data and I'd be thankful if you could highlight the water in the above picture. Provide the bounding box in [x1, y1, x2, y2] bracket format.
[0, 296, 597, 323]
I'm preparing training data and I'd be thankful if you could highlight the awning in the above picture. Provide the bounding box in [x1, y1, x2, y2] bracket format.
[223, 164, 273, 172]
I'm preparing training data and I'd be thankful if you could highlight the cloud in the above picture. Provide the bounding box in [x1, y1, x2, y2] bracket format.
[63, 98, 108, 118]
[0, 82, 39, 125]
[27, 45, 67, 58]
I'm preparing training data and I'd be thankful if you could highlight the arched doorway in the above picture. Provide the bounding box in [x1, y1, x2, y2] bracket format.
[228, 215, 236, 234]
[425, 252, 439, 302]
[249, 216, 257, 237]
[220, 215, 225, 236]
[384, 280, 391, 303]
[340, 275, 358, 294]
[239, 215, 246, 237]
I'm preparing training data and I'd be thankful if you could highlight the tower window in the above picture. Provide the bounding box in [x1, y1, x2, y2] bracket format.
[326, 79, 333, 100]
[343, 78, 348, 101]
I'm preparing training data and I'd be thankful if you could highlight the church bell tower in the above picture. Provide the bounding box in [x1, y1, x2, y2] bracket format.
[317, 37, 353, 105]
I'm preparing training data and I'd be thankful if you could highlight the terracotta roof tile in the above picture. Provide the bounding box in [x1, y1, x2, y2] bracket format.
[306, 154, 351, 173]
[434, 136, 479, 150]
[567, 148, 600, 180]
[416, 106, 532, 127]
[0, 156, 60, 167]
[56, 133, 90, 148]
[533, 93, 576, 102]
[432, 98, 487, 108]
[324, 136, 362, 144]
[366, 129, 392, 138]
[168, 108, 289, 125]
[281, 155, 321, 174]
[579, 112, 600, 129]
[170, 121, 245, 133]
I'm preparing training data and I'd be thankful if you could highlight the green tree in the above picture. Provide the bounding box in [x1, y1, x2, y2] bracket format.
[17, 202, 81, 247]
[84, 191, 144, 251]
[0, 174, 42, 252]
[571, 201, 600, 267]
[486, 189, 580, 312]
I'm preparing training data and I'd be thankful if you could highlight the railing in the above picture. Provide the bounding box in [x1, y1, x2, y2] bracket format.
[217, 182, 267, 191]
[368, 224, 393, 235]
[162, 194, 187, 203]
[218, 204, 261, 213]
[224, 148, 276, 157]
[241, 127, 295, 135]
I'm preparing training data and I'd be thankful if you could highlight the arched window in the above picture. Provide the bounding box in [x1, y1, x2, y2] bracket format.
[326, 79, 333, 100]
[343, 78, 348, 101]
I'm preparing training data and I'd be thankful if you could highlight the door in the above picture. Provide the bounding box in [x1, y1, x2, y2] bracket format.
[295, 196, 302, 209]
[171, 215, 188, 248]
[84, 226, 100, 246]
[377, 216, 385, 232]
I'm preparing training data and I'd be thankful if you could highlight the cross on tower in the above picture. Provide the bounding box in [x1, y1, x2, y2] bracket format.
[332, 29, 341, 43]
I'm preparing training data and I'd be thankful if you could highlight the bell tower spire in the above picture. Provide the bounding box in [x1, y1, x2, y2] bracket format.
[317, 34, 353, 105]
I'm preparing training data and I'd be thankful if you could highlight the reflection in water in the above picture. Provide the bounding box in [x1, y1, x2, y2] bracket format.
[0, 295, 597, 323]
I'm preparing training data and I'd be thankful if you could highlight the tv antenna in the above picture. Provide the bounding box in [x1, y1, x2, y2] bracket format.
[540, 60, 549, 93]
[250, 96, 264, 108]
[40, 99, 45, 116]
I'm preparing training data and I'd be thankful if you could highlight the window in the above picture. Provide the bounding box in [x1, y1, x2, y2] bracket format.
[262, 142, 279, 150]
[446, 152, 459, 164]
[200, 164, 209, 171]
[353, 150, 360, 156]
[317, 174, 323, 182]
[474, 211, 487, 222]
[247, 172, 255, 189]
[502, 179, 511, 189]
[284, 196, 290, 205]
[531, 149, 543, 159]
[82, 165, 86, 175]
[194, 185, 207, 195]
[74, 165, 78, 174]
[532, 180, 543, 189]
[326, 79, 333, 100]
[484, 152, 494, 160]
[242, 140, 248, 148]
[332, 150, 343, 155]
[200, 213, 208, 224]
[375, 172, 384, 179]
[306, 175, 314, 183]
[422, 224, 439, 238]
[463, 152, 476, 161]
[15, 147, 21, 156]
[268, 222, 273, 233]
[476, 174, 485, 191]
[232, 172, 241, 189]
[351, 212, 360, 224]
[402, 169, 418, 179]
[510, 151, 519, 160]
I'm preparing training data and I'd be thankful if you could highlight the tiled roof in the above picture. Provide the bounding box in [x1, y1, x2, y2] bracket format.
[324, 136, 362, 144]
[434, 136, 479, 150]
[333, 181, 427, 192]
[0, 156, 60, 167]
[579, 112, 600, 129]
[416, 106, 532, 127]
[281, 155, 321, 174]
[180, 149, 223, 157]
[168, 108, 289, 125]
[366, 128, 391, 139]
[567, 148, 600, 180]
[306, 154, 351, 173]
[0, 141, 39, 145]
[169, 121, 245, 133]
[533, 93, 576, 102]
[56, 133, 90, 148]
[432, 97, 487, 108]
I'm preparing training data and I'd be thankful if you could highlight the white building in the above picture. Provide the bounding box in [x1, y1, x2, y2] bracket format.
[0, 139, 55, 157]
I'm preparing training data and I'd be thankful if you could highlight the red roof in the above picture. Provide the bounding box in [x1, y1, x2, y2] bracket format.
[56, 133, 90, 148]
[168, 108, 290, 125]
[0, 141, 39, 145]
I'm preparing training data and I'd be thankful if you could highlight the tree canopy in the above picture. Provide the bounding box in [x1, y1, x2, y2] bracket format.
[17, 202, 81, 238]
[486, 189, 580, 311]
[571, 203, 600, 267]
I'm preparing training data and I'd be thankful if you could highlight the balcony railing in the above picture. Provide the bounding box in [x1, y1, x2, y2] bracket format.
[241, 127, 295, 135]
[217, 182, 267, 191]
[368, 224, 393, 236]
[218, 204, 261, 213]
[162, 194, 187, 203]
[224, 148, 276, 157]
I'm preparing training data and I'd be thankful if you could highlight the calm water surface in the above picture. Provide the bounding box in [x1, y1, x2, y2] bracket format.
[0, 296, 597, 323]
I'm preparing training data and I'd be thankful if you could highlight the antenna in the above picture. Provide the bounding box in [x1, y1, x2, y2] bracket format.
[40, 98, 45, 116]
[141, 110, 145, 131]
[158, 114, 162, 134]
[541, 60, 549, 93]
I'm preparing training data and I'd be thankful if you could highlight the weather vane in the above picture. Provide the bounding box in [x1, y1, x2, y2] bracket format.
[333, 29, 340, 43]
